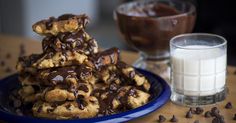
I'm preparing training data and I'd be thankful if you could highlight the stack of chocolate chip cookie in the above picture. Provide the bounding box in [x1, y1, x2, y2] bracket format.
[15, 14, 151, 119]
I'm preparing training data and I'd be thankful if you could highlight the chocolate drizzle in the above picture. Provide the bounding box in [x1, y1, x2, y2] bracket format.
[92, 47, 119, 70]
[92, 84, 138, 116]
[42, 30, 96, 54]
[46, 67, 76, 85]
[15, 14, 151, 119]
[45, 17, 56, 30]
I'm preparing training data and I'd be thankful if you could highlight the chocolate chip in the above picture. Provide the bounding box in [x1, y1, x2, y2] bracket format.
[6, 53, 11, 59]
[189, 107, 196, 114]
[0, 60, 5, 66]
[170, 115, 178, 122]
[194, 120, 199, 123]
[78, 84, 89, 92]
[109, 83, 118, 91]
[186, 111, 193, 118]
[234, 114, 236, 120]
[128, 88, 137, 97]
[234, 70, 236, 75]
[195, 107, 204, 114]
[211, 107, 220, 117]
[5, 67, 12, 73]
[157, 115, 166, 122]
[77, 98, 87, 110]
[47, 108, 54, 113]
[212, 115, 224, 123]
[225, 102, 233, 109]
[65, 104, 71, 110]
[204, 111, 212, 118]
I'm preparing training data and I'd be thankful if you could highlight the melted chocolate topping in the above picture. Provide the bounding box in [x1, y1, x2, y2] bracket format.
[92, 47, 119, 70]
[92, 84, 138, 116]
[42, 30, 97, 55]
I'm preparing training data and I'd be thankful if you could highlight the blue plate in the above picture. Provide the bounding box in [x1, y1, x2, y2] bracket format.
[0, 69, 170, 123]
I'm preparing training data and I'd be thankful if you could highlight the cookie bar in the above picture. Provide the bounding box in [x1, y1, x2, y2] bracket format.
[14, 14, 152, 119]
[32, 96, 99, 119]
[117, 62, 150, 91]
[88, 47, 120, 70]
[42, 30, 98, 55]
[36, 65, 97, 86]
[92, 83, 150, 115]
[17, 50, 88, 70]
[33, 14, 89, 36]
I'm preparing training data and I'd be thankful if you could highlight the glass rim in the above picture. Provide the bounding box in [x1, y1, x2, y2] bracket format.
[114, 0, 196, 21]
[170, 33, 227, 50]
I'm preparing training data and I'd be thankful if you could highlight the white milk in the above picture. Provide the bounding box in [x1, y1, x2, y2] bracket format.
[171, 45, 226, 96]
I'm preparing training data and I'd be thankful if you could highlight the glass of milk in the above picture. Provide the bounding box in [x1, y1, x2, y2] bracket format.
[170, 33, 227, 106]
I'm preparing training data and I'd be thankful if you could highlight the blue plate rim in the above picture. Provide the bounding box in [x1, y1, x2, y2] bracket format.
[0, 68, 171, 123]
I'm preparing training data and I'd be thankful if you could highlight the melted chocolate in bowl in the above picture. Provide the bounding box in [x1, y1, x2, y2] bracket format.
[115, 0, 196, 57]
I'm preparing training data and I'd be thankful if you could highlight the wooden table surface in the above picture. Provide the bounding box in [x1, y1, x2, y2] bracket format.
[0, 34, 236, 123]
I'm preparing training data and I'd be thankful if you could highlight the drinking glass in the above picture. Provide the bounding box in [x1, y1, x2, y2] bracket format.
[170, 33, 227, 106]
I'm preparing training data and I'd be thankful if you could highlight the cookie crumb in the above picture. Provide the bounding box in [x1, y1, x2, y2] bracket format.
[5, 67, 12, 73]
[6, 53, 11, 59]
[0, 60, 5, 66]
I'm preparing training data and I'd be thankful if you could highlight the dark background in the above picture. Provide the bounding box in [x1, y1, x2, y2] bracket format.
[0, 0, 235, 65]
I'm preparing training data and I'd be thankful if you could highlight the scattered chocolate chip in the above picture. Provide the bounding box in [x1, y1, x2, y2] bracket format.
[234, 114, 236, 120]
[6, 53, 11, 59]
[195, 107, 204, 114]
[170, 115, 178, 122]
[186, 111, 193, 118]
[194, 120, 199, 123]
[225, 102, 233, 109]
[0, 60, 5, 66]
[204, 111, 212, 118]
[212, 115, 224, 123]
[189, 107, 196, 114]
[157, 115, 166, 122]
[5, 67, 12, 73]
[211, 107, 220, 117]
